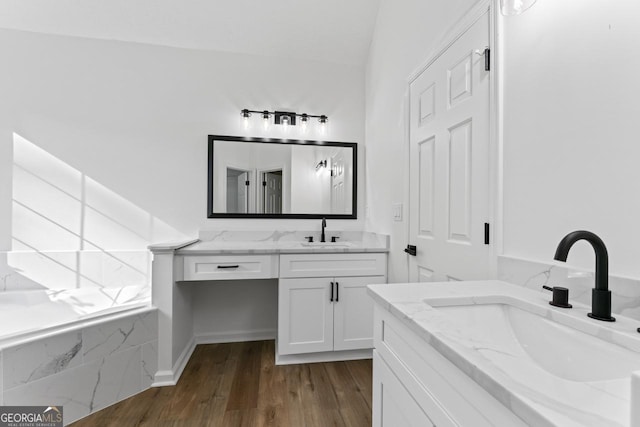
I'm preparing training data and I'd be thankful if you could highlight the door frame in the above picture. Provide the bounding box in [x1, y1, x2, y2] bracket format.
[404, 0, 503, 279]
[224, 165, 255, 214]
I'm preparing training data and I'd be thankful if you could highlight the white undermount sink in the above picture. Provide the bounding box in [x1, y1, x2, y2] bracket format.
[428, 297, 640, 383]
[301, 241, 353, 248]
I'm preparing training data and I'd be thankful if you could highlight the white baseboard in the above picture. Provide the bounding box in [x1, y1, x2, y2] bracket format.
[275, 348, 372, 365]
[151, 336, 196, 387]
[195, 328, 276, 344]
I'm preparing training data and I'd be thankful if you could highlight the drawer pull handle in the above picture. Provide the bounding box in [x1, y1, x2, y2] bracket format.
[330, 281, 334, 302]
[217, 265, 240, 269]
[336, 282, 339, 302]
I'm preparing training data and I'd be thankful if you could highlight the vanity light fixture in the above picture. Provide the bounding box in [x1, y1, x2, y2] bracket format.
[500, 0, 537, 15]
[241, 109, 328, 131]
[315, 160, 327, 171]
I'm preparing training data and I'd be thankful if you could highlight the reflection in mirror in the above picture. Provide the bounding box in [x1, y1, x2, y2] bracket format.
[226, 168, 251, 213]
[208, 135, 357, 219]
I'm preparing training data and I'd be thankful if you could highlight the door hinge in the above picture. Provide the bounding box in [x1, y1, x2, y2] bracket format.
[484, 223, 490, 245]
[245, 180, 250, 186]
[262, 181, 267, 186]
[484, 48, 490, 71]
[404, 244, 417, 256]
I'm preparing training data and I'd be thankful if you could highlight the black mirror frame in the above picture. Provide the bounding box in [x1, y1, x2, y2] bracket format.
[207, 135, 357, 219]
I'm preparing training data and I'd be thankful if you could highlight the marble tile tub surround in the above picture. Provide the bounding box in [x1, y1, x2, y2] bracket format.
[0, 308, 157, 425]
[177, 229, 390, 253]
[498, 255, 640, 322]
[367, 281, 640, 427]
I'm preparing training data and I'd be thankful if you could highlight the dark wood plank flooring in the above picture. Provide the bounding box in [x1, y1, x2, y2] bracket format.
[70, 340, 372, 427]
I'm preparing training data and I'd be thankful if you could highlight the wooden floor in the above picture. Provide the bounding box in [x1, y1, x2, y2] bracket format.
[70, 340, 372, 427]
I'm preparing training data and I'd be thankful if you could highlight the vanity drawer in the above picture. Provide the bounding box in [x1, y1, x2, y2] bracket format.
[183, 255, 278, 281]
[279, 253, 387, 278]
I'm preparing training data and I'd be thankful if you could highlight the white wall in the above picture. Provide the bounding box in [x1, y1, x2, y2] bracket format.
[0, 29, 365, 341]
[365, 0, 479, 282]
[0, 28, 365, 253]
[502, 0, 640, 278]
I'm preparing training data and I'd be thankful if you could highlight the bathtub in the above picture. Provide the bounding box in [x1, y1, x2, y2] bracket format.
[0, 286, 157, 425]
[0, 285, 151, 345]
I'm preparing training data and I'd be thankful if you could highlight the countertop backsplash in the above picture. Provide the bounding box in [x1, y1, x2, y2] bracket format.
[498, 255, 640, 322]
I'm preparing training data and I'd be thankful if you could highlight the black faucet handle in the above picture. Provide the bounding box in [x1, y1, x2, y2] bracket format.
[305, 236, 314, 243]
[331, 236, 340, 243]
[542, 285, 572, 308]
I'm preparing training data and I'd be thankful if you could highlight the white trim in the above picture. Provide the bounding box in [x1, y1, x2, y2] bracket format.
[402, 82, 412, 282]
[152, 335, 196, 387]
[492, 1, 505, 267]
[407, 0, 492, 84]
[275, 347, 372, 366]
[194, 328, 276, 344]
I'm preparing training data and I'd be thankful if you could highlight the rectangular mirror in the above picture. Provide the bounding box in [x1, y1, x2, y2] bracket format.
[208, 135, 357, 219]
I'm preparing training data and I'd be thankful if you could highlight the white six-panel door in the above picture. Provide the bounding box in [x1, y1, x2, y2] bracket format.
[409, 11, 491, 282]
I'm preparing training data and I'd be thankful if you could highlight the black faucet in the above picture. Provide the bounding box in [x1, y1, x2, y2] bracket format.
[320, 218, 327, 242]
[553, 230, 615, 322]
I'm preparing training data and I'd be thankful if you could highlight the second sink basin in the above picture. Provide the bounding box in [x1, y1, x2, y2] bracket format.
[428, 297, 640, 382]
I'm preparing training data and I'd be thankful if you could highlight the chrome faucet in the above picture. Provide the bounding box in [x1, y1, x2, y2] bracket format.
[553, 230, 615, 322]
[321, 218, 327, 243]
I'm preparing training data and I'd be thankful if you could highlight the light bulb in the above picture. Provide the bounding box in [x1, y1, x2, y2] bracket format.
[262, 110, 270, 130]
[318, 115, 328, 134]
[300, 114, 309, 133]
[281, 115, 290, 131]
[241, 109, 251, 130]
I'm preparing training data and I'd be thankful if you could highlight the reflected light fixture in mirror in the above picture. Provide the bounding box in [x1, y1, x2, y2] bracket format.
[500, 0, 537, 15]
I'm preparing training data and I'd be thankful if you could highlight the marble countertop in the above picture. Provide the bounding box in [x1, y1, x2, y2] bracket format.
[150, 230, 389, 254]
[367, 280, 640, 427]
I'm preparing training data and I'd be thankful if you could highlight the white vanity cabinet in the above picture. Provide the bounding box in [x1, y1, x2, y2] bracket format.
[373, 351, 435, 427]
[278, 253, 387, 357]
[150, 232, 390, 384]
[372, 305, 527, 427]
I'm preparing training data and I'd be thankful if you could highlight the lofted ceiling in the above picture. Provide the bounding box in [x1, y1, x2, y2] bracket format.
[0, 0, 381, 66]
